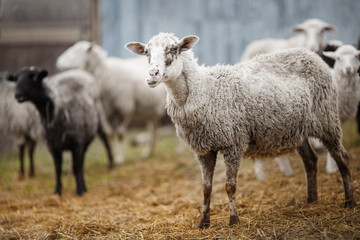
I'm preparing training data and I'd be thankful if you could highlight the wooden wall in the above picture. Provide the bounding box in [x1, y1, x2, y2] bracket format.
[0, 0, 100, 74]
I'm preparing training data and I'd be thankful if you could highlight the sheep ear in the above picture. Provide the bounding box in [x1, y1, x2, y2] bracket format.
[125, 42, 146, 55]
[178, 36, 199, 52]
[322, 51, 337, 60]
[291, 24, 304, 33]
[37, 70, 48, 82]
[87, 42, 94, 53]
[324, 24, 336, 32]
[6, 74, 17, 82]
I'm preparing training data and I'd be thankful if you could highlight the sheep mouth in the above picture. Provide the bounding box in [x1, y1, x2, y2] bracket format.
[147, 79, 160, 88]
[15, 95, 28, 102]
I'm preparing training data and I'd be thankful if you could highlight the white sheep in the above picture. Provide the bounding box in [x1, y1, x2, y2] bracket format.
[56, 41, 167, 163]
[0, 73, 43, 178]
[241, 18, 336, 61]
[322, 45, 360, 173]
[125, 32, 356, 228]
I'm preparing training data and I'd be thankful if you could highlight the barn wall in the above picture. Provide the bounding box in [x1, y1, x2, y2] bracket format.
[100, 0, 360, 66]
[0, 0, 99, 74]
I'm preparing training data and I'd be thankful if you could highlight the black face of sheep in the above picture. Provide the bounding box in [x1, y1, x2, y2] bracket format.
[7, 69, 48, 103]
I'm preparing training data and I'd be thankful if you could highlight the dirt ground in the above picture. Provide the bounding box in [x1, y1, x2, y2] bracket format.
[0, 132, 360, 239]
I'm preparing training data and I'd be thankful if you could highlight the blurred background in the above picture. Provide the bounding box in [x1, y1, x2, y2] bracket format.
[1, 0, 359, 72]
[0, 0, 359, 150]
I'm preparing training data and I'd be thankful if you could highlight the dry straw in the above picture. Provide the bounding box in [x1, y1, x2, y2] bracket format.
[1, 143, 359, 239]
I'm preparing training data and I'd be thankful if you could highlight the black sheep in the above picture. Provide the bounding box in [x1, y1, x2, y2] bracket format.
[8, 67, 102, 195]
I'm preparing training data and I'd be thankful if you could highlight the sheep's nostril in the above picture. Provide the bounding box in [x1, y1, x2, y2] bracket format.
[345, 67, 352, 74]
[154, 70, 159, 76]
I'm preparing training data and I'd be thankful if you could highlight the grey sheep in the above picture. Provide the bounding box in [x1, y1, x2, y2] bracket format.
[126, 32, 356, 228]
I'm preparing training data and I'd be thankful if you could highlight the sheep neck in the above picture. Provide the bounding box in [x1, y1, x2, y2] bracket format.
[32, 89, 55, 123]
[164, 53, 198, 107]
[164, 73, 189, 107]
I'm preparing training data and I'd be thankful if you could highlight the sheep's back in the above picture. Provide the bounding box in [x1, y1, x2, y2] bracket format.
[176, 48, 337, 158]
[44, 71, 99, 148]
[103, 57, 167, 124]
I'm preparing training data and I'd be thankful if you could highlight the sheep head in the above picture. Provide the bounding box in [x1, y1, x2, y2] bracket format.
[323, 45, 360, 77]
[291, 18, 336, 54]
[7, 67, 48, 103]
[125, 33, 199, 88]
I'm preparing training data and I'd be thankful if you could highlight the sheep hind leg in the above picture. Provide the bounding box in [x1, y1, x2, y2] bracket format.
[98, 125, 114, 169]
[197, 151, 217, 229]
[296, 139, 318, 203]
[223, 150, 241, 226]
[321, 136, 356, 207]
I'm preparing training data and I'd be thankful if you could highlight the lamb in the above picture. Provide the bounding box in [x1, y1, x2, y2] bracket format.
[240, 18, 336, 61]
[322, 45, 360, 173]
[125, 32, 356, 228]
[0, 72, 43, 178]
[7, 67, 104, 196]
[56, 41, 167, 163]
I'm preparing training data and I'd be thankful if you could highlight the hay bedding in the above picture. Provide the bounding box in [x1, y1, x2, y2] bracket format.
[0, 145, 360, 239]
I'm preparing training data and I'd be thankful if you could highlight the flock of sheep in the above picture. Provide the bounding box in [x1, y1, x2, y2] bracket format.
[1, 18, 360, 227]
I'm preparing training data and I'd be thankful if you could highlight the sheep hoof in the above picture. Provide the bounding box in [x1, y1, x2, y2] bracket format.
[198, 216, 210, 229]
[344, 199, 357, 208]
[229, 215, 240, 226]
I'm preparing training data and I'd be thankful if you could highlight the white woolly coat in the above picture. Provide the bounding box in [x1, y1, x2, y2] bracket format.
[82, 47, 167, 131]
[333, 69, 360, 123]
[167, 48, 338, 158]
[0, 78, 43, 144]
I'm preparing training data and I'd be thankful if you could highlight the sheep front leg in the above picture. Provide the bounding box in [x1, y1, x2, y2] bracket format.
[223, 151, 241, 226]
[196, 151, 217, 229]
[51, 150, 63, 195]
[114, 115, 132, 164]
[72, 148, 87, 196]
[18, 143, 25, 180]
[27, 138, 36, 178]
[143, 121, 157, 159]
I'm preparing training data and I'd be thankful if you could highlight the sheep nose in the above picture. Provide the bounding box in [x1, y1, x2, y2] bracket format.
[310, 46, 318, 52]
[346, 67, 352, 74]
[149, 68, 159, 77]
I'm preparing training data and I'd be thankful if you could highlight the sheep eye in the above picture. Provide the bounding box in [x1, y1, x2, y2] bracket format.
[337, 57, 340, 61]
[144, 49, 149, 55]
